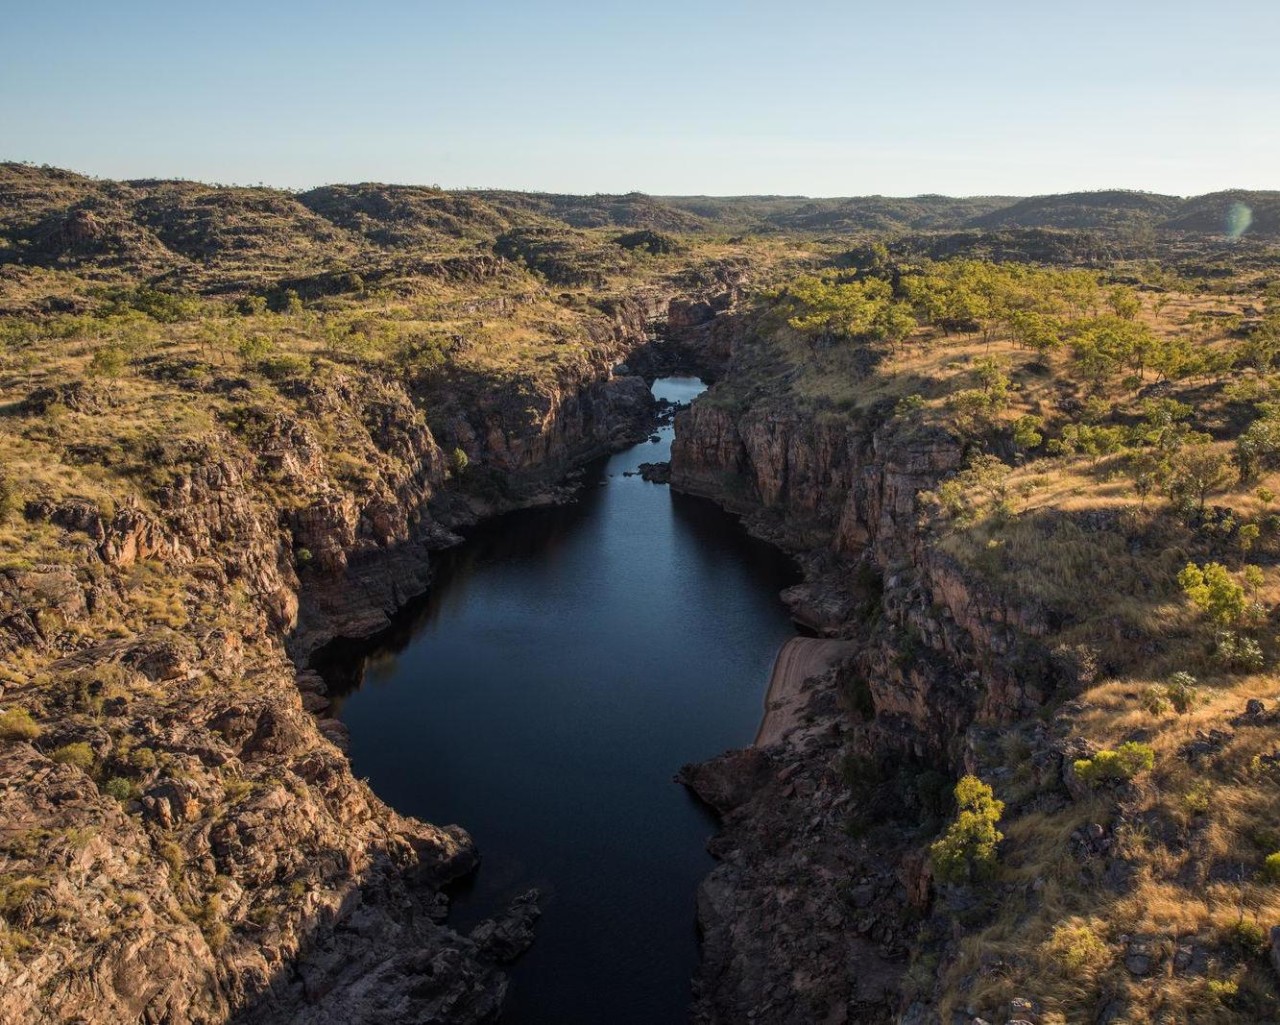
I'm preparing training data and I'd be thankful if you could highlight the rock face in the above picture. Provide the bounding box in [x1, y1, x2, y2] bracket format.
[669, 367, 1077, 1021]
[679, 668, 911, 1025]
[0, 285, 708, 1024]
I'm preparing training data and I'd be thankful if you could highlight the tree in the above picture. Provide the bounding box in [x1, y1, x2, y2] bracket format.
[1008, 310, 1062, 363]
[450, 447, 469, 478]
[1165, 446, 1234, 517]
[1107, 286, 1141, 321]
[929, 775, 1005, 884]
[1236, 407, 1280, 481]
[88, 345, 126, 379]
[1048, 423, 1126, 463]
[871, 302, 916, 352]
[1178, 561, 1247, 626]
[1013, 415, 1044, 451]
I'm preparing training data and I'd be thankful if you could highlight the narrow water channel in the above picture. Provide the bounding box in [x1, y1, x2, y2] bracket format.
[315, 378, 799, 1024]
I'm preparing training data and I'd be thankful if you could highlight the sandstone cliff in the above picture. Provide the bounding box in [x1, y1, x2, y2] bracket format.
[669, 360, 1074, 1023]
[0, 286, 698, 1024]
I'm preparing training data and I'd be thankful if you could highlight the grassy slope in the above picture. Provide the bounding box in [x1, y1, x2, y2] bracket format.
[713, 251, 1280, 1021]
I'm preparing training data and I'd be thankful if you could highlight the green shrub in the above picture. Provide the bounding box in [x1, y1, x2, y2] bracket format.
[237, 334, 274, 362]
[894, 393, 925, 418]
[1178, 562, 1247, 625]
[51, 742, 95, 771]
[0, 708, 40, 742]
[929, 775, 1004, 884]
[101, 777, 136, 801]
[1213, 631, 1265, 672]
[1165, 671, 1199, 713]
[159, 841, 184, 881]
[450, 447, 469, 477]
[129, 747, 157, 772]
[1224, 918, 1268, 957]
[1139, 686, 1171, 715]
[1141, 672, 1199, 715]
[257, 354, 309, 380]
[1074, 741, 1155, 786]
[1263, 852, 1280, 883]
[1045, 921, 1111, 974]
[88, 346, 127, 378]
[1012, 414, 1044, 450]
[1206, 978, 1239, 1003]
[1183, 779, 1214, 815]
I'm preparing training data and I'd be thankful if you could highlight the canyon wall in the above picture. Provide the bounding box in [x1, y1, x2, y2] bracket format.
[670, 351, 1068, 1023]
[0, 286, 710, 1025]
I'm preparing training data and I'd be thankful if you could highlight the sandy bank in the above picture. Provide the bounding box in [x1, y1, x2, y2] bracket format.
[754, 636, 856, 747]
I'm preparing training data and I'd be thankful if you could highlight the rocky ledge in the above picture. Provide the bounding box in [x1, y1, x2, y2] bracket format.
[680, 650, 915, 1025]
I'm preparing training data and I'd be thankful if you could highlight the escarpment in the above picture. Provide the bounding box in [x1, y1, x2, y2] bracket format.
[669, 350, 1078, 1024]
[0, 273, 745, 1024]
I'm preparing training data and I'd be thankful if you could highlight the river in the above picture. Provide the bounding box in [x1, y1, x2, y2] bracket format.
[316, 377, 798, 1024]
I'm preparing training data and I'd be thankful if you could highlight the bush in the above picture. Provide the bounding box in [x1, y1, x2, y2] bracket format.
[1012, 414, 1044, 450]
[0, 708, 40, 742]
[0, 467, 18, 523]
[929, 775, 1004, 884]
[1183, 779, 1214, 815]
[1224, 918, 1268, 957]
[1166, 671, 1199, 712]
[129, 747, 157, 772]
[257, 354, 308, 380]
[894, 393, 925, 418]
[1140, 687, 1171, 715]
[450, 447, 469, 477]
[1213, 631, 1265, 672]
[1045, 921, 1111, 974]
[88, 346, 127, 379]
[159, 841, 184, 880]
[1074, 741, 1155, 786]
[1178, 562, 1248, 626]
[51, 742, 95, 771]
[1142, 672, 1199, 715]
[102, 777, 135, 801]
[1263, 852, 1280, 883]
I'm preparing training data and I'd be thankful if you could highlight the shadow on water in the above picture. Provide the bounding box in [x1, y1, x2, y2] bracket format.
[313, 378, 799, 1025]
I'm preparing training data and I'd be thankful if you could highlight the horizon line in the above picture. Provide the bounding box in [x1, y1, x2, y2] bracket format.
[4, 159, 1277, 204]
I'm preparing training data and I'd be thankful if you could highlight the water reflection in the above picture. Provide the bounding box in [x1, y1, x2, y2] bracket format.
[314, 378, 798, 1025]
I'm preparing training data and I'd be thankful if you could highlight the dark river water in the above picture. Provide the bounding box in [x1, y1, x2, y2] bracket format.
[315, 378, 799, 1024]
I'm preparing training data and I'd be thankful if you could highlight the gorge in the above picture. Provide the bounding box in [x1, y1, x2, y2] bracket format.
[314, 377, 799, 1024]
[4, 163, 1280, 1024]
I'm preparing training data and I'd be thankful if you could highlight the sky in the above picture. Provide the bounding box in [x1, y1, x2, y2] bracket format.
[2, 0, 1277, 197]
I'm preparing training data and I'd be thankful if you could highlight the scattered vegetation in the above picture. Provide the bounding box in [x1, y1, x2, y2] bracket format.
[929, 776, 1005, 884]
[1073, 742, 1156, 785]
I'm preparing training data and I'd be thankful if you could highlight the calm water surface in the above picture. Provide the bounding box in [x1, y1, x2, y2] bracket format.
[317, 378, 798, 1024]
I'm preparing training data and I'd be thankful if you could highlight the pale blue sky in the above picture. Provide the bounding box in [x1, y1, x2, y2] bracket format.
[3, 1, 1276, 196]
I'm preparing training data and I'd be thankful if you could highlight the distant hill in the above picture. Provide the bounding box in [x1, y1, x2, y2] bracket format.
[665, 189, 1280, 239]
[663, 194, 1016, 233]
[298, 184, 518, 248]
[473, 190, 710, 233]
[963, 189, 1182, 231]
[1163, 190, 1280, 237]
[1, 163, 1278, 290]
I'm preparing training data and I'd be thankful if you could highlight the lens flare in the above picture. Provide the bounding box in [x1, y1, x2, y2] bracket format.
[1226, 201, 1253, 239]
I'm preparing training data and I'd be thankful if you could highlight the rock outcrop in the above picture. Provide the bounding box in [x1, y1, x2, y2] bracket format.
[0, 283, 719, 1024]
[669, 365, 1071, 1022]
